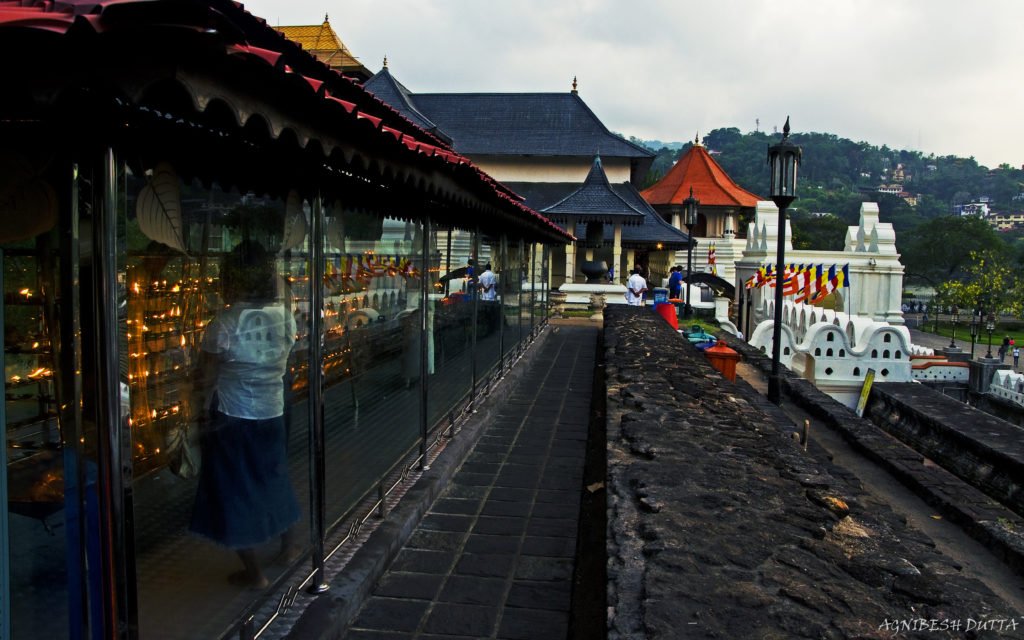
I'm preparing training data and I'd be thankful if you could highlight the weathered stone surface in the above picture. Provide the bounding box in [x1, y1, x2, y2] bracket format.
[604, 307, 1010, 639]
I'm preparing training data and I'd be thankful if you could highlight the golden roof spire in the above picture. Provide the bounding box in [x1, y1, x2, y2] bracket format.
[694, 132, 703, 148]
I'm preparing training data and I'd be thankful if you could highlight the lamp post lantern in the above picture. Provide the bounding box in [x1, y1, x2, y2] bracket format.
[969, 313, 979, 360]
[766, 116, 802, 405]
[682, 186, 699, 318]
[948, 305, 959, 349]
[985, 312, 996, 359]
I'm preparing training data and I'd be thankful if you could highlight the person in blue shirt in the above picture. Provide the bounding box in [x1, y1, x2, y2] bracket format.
[668, 265, 683, 300]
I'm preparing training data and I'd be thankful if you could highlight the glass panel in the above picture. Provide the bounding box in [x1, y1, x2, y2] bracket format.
[125, 170, 312, 640]
[503, 237, 523, 358]
[322, 211, 423, 526]
[473, 235, 500, 381]
[3, 156, 74, 639]
[428, 226, 473, 429]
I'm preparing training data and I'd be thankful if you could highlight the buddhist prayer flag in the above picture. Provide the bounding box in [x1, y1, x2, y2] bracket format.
[707, 243, 717, 275]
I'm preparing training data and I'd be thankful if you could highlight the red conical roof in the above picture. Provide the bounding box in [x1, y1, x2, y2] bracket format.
[641, 143, 761, 207]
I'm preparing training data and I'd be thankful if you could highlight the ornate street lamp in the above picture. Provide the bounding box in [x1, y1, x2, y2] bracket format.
[948, 305, 959, 349]
[986, 312, 997, 359]
[682, 186, 699, 318]
[766, 117, 802, 405]
[969, 313, 979, 359]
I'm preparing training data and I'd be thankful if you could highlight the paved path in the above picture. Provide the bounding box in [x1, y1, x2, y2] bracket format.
[342, 323, 598, 639]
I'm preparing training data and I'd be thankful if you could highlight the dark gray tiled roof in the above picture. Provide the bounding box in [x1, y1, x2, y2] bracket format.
[540, 157, 645, 224]
[408, 92, 654, 159]
[504, 180, 691, 250]
[362, 68, 452, 144]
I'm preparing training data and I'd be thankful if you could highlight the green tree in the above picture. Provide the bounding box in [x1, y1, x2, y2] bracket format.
[935, 249, 1023, 317]
[901, 215, 1007, 286]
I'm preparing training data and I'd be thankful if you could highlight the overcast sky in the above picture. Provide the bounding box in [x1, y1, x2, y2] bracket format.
[243, 0, 1023, 169]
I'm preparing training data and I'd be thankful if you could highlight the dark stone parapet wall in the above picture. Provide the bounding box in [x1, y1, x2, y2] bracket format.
[866, 384, 1024, 518]
[603, 307, 1007, 639]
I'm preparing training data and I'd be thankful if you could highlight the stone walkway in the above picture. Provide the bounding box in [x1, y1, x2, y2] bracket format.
[342, 323, 598, 639]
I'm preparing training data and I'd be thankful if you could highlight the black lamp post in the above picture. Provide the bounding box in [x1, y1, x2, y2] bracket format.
[948, 305, 959, 349]
[682, 186, 699, 318]
[969, 313, 979, 359]
[766, 116, 801, 405]
[985, 312, 996, 359]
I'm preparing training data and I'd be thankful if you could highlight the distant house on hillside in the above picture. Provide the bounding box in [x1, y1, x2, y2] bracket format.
[987, 212, 1024, 231]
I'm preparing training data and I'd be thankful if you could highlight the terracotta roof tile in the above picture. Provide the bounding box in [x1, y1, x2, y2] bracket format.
[641, 144, 761, 208]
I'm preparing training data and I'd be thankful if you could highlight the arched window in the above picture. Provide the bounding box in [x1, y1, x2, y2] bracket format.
[815, 348, 821, 356]
[839, 349, 846, 357]
[826, 348, 834, 357]
[853, 367, 861, 376]
[871, 349, 878, 358]
[883, 333, 892, 343]
[826, 332, 834, 342]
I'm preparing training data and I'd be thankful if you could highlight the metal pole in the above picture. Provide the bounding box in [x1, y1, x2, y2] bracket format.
[307, 195, 328, 593]
[95, 147, 137, 637]
[498, 235, 506, 371]
[0, 249, 8, 640]
[768, 197, 794, 404]
[470, 229, 479, 403]
[684, 230, 693, 316]
[419, 219, 430, 470]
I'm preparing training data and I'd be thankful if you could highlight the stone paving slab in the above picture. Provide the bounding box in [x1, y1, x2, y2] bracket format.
[341, 324, 598, 639]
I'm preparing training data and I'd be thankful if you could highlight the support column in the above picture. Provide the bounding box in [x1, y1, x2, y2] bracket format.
[565, 241, 576, 285]
[626, 249, 635, 275]
[612, 223, 622, 283]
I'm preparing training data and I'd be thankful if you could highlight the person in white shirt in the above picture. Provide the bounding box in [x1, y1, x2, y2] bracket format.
[478, 263, 497, 301]
[625, 267, 648, 306]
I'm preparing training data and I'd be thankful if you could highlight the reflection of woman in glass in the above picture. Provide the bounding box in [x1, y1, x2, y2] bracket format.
[189, 240, 299, 588]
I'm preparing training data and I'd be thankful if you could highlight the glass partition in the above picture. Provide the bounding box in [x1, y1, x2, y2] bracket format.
[322, 210, 424, 527]
[503, 236, 523, 359]
[122, 168, 313, 640]
[473, 235, 501, 384]
[3, 149, 78, 639]
[427, 226, 474, 429]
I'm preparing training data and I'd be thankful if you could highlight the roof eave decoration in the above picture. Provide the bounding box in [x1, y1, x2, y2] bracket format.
[0, 0, 572, 244]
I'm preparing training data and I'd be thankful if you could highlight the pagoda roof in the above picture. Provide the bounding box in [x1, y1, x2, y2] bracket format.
[408, 92, 654, 160]
[277, 17, 370, 80]
[540, 157, 645, 225]
[642, 142, 761, 208]
[506, 179, 691, 250]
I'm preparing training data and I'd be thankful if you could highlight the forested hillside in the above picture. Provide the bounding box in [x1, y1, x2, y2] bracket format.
[634, 128, 1024, 287]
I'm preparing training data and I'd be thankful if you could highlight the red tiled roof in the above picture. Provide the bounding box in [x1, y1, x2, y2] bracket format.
[641, 144, 761, 208]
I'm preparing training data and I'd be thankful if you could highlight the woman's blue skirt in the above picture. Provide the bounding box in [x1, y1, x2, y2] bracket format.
[190, 412, 300, 549]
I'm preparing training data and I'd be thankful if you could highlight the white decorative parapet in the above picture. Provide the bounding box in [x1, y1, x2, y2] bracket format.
[990, 370, 1024, 407]
[750, 300, 912, 377]
[910, 355, 969, 383]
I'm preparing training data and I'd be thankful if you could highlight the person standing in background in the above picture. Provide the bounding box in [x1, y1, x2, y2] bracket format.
[625, 267, 648, 307]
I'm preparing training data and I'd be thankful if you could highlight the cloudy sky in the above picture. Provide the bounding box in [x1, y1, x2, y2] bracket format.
[243, 0, 1023, 168]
